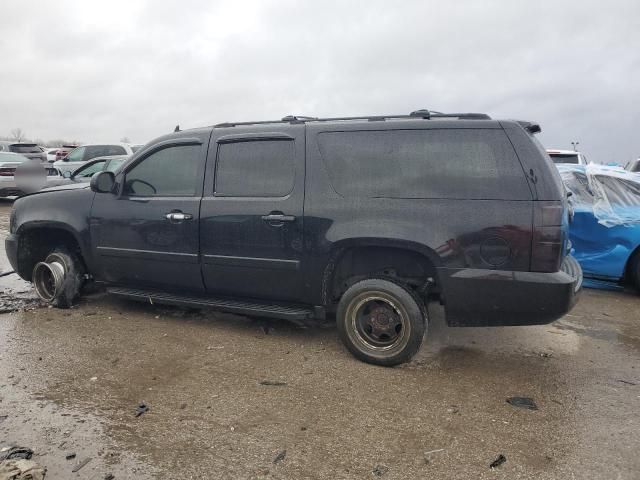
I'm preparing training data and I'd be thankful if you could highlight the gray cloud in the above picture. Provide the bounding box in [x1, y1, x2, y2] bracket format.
[1, 0, 638, 163]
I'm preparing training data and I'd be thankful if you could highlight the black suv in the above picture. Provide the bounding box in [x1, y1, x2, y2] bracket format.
[5, 110, 581, 366]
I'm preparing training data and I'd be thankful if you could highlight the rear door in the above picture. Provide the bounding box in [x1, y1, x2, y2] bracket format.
[200, 126, 306, 302]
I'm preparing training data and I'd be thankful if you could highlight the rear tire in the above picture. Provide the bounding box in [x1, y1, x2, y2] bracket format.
[336, 278, 426, 366]
[630, 251, 640, 293]
[33, 247, 85, 308]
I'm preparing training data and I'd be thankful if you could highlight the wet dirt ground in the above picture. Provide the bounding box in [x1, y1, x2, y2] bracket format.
[0, 199, 639, 479]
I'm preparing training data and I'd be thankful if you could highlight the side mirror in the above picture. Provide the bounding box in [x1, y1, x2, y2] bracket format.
[90, 171, 116, 193]
[62, 170, 71, 179]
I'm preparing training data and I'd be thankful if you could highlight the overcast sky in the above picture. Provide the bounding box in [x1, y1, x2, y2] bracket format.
[1, 0, 638, 163]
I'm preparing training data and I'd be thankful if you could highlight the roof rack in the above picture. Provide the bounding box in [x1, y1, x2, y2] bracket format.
[214, 110, 491, 128]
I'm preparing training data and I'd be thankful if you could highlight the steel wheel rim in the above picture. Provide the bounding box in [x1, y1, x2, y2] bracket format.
[33, 261, 65, 301]
[348, 292, 410, 353]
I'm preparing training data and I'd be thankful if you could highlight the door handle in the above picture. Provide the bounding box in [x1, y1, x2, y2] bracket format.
[165, 212, 193, 222]
[261, 213, 296, 225]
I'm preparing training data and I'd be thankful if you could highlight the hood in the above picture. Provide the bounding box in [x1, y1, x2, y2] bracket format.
[25, 182, 90, 197]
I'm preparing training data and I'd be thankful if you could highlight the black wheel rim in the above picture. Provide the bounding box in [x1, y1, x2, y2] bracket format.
[349, 294, 409, 352]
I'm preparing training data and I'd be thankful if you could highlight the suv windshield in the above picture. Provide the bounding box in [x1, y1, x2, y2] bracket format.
[549, 153, 580, 164]
[9, 144, 41, 154]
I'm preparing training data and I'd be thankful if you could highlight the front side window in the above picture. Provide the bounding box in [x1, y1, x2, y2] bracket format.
[106, 158, 127, 173]
[215, 140, 295, 197]
[124, 145, 201, 196]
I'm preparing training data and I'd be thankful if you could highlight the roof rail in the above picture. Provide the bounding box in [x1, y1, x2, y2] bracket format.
[214, 110, 491, 128]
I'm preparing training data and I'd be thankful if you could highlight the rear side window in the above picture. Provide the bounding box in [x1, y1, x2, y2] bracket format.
[124, 145, 201, 196]
[85, 145, 127, 160]
[9, 144, 41, 154]
[215, 140, 295, 197]
[549, 153, 580, 164]
[317, 129, 531, 200]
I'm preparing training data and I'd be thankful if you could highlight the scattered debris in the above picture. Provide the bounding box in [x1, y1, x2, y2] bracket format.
[0, 459, 46, 480]
[135, 402, 149, 417]
[90, 376, 98, 382]
[424, 449, 445, 455]
[71, 457, 92, 473]
[490, 454, 507, 469]
[617, 379, 638, 386]
[65, 453, 76, 460]
[273, 450, 286, 464]
[0, 447, 33, 461]
[104, 475, 115, 480]
[372, 464, 389, 476]
[259, 380, 287, 386]
[0, 416, 7, 423]
[180, 403, 187, 410]
[506, 397, 538, 410]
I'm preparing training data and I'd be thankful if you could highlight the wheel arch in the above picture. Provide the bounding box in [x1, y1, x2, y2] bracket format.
[321, 237, 442, 305]
[15, 222, 88, 281]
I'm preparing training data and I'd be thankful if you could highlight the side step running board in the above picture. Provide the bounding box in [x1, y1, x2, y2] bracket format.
[107, 287, 314, 321]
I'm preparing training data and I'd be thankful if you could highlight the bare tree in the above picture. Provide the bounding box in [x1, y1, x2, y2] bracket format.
[11, 128, 25, 142]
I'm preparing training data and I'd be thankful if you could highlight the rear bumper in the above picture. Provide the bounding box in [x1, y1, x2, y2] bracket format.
[0, 177, 22, 197]
[439, 257, 582, 327]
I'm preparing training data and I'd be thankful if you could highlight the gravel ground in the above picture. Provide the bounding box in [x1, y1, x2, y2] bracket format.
[0, 199, 639, 479]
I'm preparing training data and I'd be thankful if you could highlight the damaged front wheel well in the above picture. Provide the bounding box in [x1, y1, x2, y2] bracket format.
[17, 228, 85, 281]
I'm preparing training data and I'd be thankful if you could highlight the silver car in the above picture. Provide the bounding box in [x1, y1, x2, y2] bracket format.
[0, 152, 62, 198]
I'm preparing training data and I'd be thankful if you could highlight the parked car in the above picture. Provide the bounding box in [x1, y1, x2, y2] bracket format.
[59, 155, 129, 184]
[547, 149, 589, 165]
[54, 144, 133, 174]
[44, 148, 61, 162]
[0, 142, 47, 162]
[54, 145, 80, 162]
[6, 110, 581, 366]
[558, 164, 640, 290]
[0, 152, 62, 198]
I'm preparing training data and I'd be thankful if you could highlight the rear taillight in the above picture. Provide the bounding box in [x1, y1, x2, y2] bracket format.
[0, 168, 16, 176]
[531, 201, 566, 272]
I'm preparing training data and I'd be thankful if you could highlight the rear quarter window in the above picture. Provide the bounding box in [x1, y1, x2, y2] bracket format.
[317, 129, 531, 200]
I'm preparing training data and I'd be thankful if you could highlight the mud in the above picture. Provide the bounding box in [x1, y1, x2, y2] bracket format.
[0, 199, 639, 479]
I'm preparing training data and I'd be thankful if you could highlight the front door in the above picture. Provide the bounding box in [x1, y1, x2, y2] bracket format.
[200, 126, 306, 302]
[90, 139, 207, 292]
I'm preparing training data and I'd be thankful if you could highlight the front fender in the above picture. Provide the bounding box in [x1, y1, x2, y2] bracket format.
[12, 188, 95, 271]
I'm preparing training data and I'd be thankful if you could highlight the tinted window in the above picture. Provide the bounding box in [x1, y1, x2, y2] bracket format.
[9, 144, 41, 153]
[549, 153, 580, 164]
[85, 145, 127, 160]
[317, 129, 530, 200]
[215, 140, 295, 197]
[124, 145, 201, 196]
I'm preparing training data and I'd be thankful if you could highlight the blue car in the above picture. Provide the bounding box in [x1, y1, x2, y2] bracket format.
[557, 164, 640, 291]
